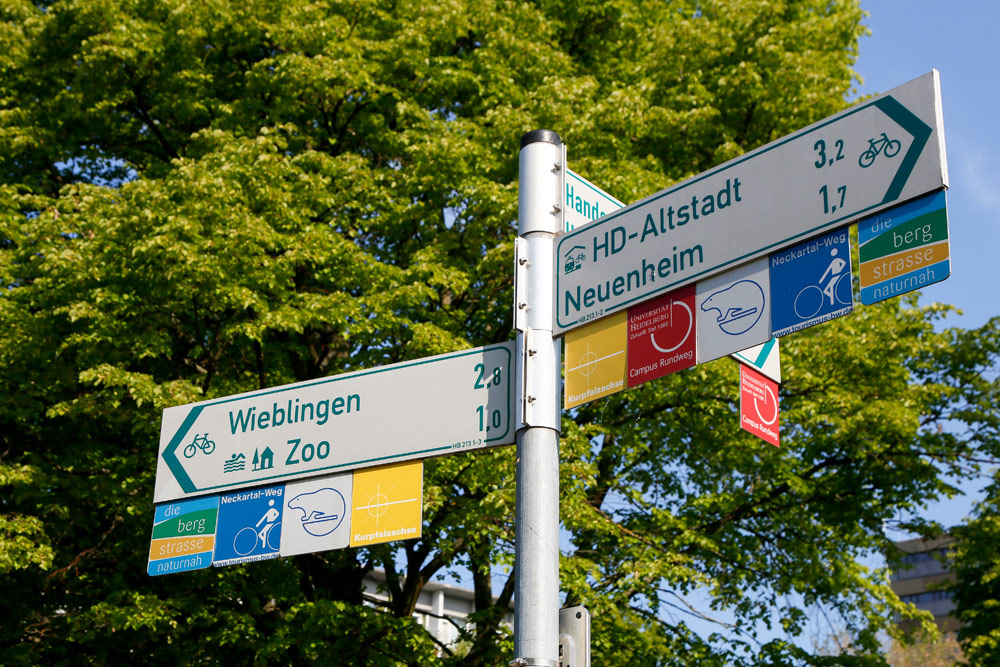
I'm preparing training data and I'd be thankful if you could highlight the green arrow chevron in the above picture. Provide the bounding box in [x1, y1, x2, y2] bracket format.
[749, 337, 776, 367]
[162, 406, 203, 493]
[734, 337, 777, 370]
[873, 96, 932, 204]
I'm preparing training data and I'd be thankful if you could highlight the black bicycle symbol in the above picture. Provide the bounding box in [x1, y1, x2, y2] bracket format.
[183, 433, 216, 458]
[858, 132, 901, 168]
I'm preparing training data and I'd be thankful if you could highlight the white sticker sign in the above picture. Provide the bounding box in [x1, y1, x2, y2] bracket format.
[280, 474, 353, 557]
[696, 258, 771, 363]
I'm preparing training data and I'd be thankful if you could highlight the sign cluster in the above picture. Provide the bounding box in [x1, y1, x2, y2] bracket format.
[563, 225, 850, 402]
[148, 461, 422, 576]
[149, 72, 950, 573]
[561, 72, 949, 449]
[150, 342, 512, 573]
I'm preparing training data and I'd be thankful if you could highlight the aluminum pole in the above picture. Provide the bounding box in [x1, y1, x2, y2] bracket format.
[512, 129, 562, 667]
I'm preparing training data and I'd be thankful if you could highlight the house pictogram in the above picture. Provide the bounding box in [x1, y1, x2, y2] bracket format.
[252, 446, 275, 472]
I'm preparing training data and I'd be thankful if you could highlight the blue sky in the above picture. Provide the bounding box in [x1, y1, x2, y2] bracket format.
[856, 0, 999, 332]
[855, 0, 999, 533]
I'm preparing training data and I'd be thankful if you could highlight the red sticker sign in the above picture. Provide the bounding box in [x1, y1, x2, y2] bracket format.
[739, 365, 780, 447]
[627, 285, 697, 388]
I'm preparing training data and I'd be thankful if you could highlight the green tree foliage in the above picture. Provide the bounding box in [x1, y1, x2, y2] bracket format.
[1, 0, 998, 664]
[953, 473, 1000, 666]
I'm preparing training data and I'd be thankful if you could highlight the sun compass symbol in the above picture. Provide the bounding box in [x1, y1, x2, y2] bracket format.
[356, 483, 418, 529]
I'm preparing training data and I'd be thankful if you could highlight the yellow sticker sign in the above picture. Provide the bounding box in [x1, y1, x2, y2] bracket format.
[564, 311, 628, 408]
[349, 461, 423, 547]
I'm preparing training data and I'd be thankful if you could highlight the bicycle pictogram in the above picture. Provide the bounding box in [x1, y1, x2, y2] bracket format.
[858, 132, 901, 168]
[793, 248, 852, 319]
[233, 499, 282, 555]
[183, 433, 215, 458]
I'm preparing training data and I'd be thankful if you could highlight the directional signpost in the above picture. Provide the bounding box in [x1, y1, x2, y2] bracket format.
[149, 70, 952, 667]
[555, 71, 947, 334]
[153, 342, 515, 503]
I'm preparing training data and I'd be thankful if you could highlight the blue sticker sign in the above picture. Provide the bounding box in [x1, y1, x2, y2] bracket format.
[213, 484, 284, 566]
[148, 495, 219, 576]
[770, 228, 853, 337]
[858, 190, 949, 305]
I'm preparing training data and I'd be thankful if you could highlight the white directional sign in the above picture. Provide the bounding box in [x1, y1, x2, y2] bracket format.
[154, 342, 515, 503]
[565, 168, 624, 232]
[554, 71, 948, 334]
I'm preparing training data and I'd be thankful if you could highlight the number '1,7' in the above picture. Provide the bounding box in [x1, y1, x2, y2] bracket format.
[819, 184, 846, 214]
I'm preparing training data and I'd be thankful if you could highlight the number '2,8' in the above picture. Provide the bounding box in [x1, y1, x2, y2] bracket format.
[474, 363, 503, 389]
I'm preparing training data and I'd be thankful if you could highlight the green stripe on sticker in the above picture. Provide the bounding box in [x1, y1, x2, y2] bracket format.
[859, 208, 947, 261]
[151, 508, 219, 539]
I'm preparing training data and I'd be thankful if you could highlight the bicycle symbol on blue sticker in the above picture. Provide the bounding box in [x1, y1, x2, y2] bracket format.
[233, 499, 282, 555]
[213, 484, 284, 565]
[792, 248, 851, 320]
[700, 280, 765, 335]
[770, 228, 853, 337]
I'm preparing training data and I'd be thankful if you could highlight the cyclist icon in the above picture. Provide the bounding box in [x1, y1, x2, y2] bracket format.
[183, 433, 215, 458]
[793, 248, 852, 319]
[233, 499, 282, 556]
[858, 132, 901, 168]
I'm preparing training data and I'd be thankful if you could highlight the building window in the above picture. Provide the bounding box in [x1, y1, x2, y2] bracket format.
[900, 590, 953, 604]
[899, 548, 950, 565]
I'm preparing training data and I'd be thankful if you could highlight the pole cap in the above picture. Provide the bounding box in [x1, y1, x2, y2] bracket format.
[520, 129, 562, 148]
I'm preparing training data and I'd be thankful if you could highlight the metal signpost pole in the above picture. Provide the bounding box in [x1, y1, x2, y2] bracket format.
[512, 130, 563, 667]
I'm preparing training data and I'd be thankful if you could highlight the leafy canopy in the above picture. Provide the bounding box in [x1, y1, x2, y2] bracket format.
[2, 0, 999, 665]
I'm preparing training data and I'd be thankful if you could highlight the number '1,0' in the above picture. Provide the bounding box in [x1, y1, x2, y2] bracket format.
[477, 406, 502, 432]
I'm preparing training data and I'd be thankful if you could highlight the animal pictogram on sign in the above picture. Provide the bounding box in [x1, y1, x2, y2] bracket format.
[700, 280, 765, 335]
[288, 487, 346, 537]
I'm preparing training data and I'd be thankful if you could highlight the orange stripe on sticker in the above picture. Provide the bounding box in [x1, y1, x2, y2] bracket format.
[860, 241, 949, 285]
[149, 535, 215, 561]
